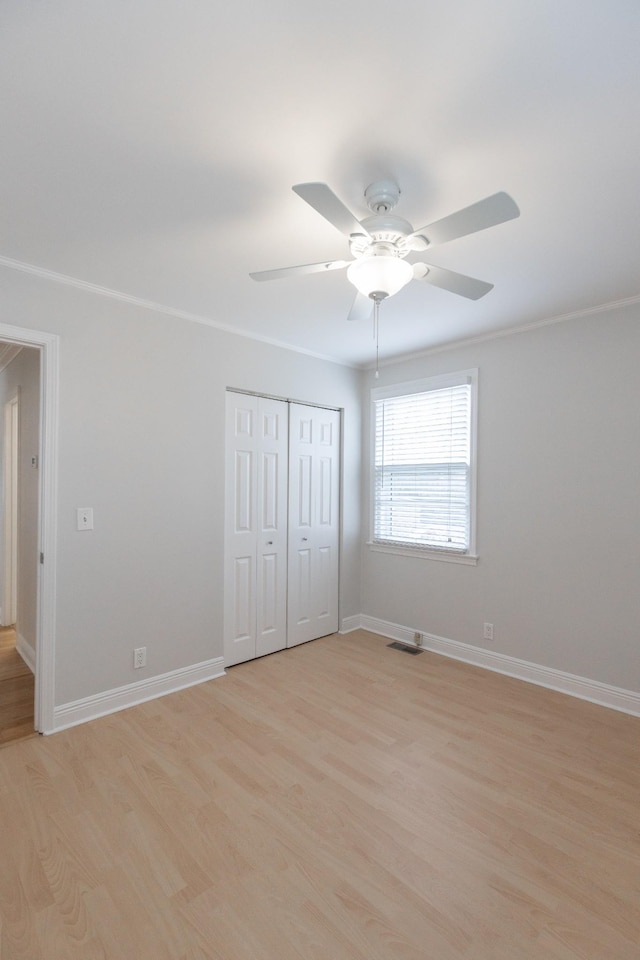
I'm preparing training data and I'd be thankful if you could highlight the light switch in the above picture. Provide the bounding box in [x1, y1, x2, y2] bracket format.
[77, 507, 94, 531]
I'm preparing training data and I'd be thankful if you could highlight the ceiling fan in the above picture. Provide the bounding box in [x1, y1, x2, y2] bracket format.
[250, 179, 520, 322]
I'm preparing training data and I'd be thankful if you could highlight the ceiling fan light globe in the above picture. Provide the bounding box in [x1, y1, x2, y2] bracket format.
[347, 256, 413, 300]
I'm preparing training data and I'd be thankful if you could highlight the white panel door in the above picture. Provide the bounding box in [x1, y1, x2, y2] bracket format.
[255, 400, 289, 657]
[287, 403, 340, 647]
[224, 393, 288, 666]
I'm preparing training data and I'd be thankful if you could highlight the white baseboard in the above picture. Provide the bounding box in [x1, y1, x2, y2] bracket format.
[16, 632, 36, 674]
[339, 615, 363, 634]
[354, 615, 640, 717]
[52, 657, 226, 733]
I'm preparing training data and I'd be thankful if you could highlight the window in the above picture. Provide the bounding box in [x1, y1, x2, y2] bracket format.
[370, 371, 477, 562]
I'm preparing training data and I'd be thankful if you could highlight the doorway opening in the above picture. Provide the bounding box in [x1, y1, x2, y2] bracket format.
[0, 386, 34, 744]
[3, 392, 19, 628]
[0, 323, 59, 736]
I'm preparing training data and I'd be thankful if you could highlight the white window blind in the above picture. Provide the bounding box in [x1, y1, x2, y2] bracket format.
[372, 377, 474, 553]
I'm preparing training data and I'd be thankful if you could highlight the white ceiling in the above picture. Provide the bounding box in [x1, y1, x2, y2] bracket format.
[2, 1, 639, 367]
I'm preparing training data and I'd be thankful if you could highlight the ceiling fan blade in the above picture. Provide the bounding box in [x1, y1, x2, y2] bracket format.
[346, 291, 372, 322]
[415, 262, 494, 300]
[292, 182, 371, 239]
[249, 258, 350, 282]
[411, 192, 520, 247]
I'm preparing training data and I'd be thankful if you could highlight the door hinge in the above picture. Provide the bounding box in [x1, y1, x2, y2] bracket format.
[40, 552, 44, 564]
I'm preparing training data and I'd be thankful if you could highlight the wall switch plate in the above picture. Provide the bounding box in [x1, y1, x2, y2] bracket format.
[77, 507, 94, 531]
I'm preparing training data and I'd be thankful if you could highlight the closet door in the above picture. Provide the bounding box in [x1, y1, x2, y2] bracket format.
[224, 393, 288, 667]
[287, 403, 340, 647]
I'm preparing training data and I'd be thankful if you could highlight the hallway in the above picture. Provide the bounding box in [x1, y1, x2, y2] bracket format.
[0, 624, 34, 745]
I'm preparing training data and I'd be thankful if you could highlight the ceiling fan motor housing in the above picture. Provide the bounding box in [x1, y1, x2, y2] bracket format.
[350, 214, 415, 258]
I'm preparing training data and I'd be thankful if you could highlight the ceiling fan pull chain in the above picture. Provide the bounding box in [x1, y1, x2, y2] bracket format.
[374, 298, 380, 379]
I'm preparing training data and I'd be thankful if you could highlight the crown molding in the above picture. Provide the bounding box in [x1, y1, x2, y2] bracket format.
[367, 292, 640, 371]
[0, 254, 356, 369]
[4, 252, 638, 374]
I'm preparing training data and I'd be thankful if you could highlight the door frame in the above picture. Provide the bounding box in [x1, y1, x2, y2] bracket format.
[0, 322, 59, 734]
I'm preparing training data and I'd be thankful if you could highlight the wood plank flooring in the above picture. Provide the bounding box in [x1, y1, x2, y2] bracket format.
[0, 629, 638, 959]
[0, 625, 35, 745]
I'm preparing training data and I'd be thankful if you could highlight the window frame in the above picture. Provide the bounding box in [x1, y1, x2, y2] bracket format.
[369, 370, 478, 565]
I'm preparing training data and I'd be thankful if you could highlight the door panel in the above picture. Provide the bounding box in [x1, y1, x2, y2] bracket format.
[225, 393, 288, 666]
[258, 552, 278, 634]
[234, 450, 253, 532]
[262, 452, 278, 529]
[255, 398, 288, 657]
[225, 395, 258, 666]
[319, 456, 333, 526]
[296, 455, 312, 527]
[317, 546, 332, 618]
[233, 556, 253, 642]
[287, 404, 340, 647]
[290, 546, 311, 631]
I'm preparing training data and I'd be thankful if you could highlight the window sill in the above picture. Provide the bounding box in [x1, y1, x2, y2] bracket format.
[367, 541, 479, 565]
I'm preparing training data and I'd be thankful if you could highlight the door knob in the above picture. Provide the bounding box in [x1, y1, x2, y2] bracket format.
[302, 537, 308, 541]
[266, 540, 273, 545]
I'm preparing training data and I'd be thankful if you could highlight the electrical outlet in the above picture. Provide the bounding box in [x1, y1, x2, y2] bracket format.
[133, 646, 146, 669]
[413, 631, 423, 646]
[483, 622, 494, 641]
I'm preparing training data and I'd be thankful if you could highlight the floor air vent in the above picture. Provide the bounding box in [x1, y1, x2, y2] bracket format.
[387, 641, 423, 655]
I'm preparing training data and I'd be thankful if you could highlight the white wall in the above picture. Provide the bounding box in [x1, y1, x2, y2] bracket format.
[0, 345, 41, 654]
[6, 259, 636, 718]
[0, 266, 362, 710]
[361, 302, 640, 694]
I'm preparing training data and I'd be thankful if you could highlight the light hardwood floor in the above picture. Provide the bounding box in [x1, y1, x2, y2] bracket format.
[0, 625, 35, 746]
[0, 629, 638, 959]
